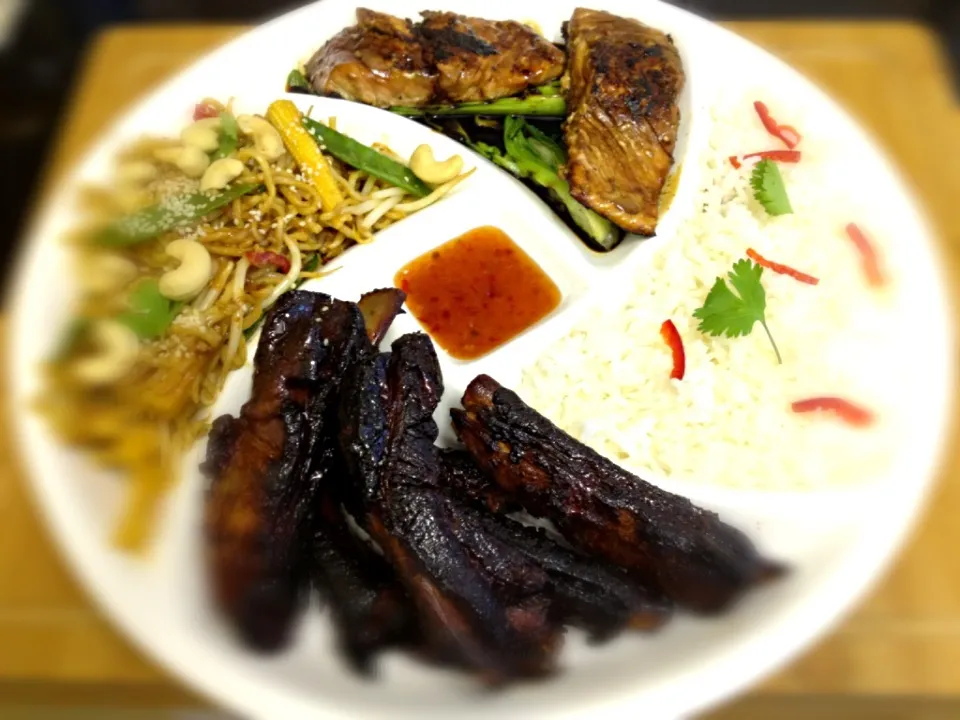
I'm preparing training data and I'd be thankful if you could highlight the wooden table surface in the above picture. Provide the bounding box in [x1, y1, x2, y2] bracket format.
[2, 20, 959, 716]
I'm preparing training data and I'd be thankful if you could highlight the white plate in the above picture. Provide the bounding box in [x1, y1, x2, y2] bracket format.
[7, 1, 954, 719]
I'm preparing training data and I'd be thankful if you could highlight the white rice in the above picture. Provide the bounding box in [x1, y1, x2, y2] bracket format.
[519, 92, 912, 491]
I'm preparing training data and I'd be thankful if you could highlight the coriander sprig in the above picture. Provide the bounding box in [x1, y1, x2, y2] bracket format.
[750, 158, 792, 216]
[693, 258, 782, 364]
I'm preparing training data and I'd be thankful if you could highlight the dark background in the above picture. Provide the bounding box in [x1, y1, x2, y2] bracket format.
[1, 0, 957, 291]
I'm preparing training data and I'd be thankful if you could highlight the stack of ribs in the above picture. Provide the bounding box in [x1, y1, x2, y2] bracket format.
[203, 289, 784, 683]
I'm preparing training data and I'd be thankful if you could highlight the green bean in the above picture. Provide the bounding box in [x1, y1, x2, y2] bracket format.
[302, 117, 431, 198]
[96, 183, 261, 246]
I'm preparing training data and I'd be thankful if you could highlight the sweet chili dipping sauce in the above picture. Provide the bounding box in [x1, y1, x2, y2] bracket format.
[394, 226, 561, 360]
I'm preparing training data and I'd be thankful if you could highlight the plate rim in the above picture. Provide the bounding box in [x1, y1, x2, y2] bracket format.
[5, 1, 956, 718]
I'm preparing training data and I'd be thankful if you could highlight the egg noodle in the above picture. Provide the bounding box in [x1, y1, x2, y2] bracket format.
[40, 98, 471, 551]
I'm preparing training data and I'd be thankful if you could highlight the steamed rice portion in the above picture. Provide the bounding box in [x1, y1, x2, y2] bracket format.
[519, 92, 913, 491]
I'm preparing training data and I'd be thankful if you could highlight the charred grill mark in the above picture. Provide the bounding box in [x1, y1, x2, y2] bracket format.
[422, 25, 500, 59]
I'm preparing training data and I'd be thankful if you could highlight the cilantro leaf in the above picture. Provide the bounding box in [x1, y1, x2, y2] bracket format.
[117, 279, 183, 339]
[750, 158, 792, 216]
[693, 259, 782, 364]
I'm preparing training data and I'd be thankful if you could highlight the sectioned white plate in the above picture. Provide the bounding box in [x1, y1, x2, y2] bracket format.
[7, 1, 955, 719]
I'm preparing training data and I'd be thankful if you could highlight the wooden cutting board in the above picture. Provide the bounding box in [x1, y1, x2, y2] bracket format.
[1, 21, 958, 715]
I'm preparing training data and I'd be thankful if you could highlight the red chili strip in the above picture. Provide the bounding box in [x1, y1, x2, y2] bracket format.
[791, 397, 875, 427]
[746, 248, 820, 285]
[730, 149, 802, 168]
[660, 319, 686, 380]
[754, 101, 802, 149]
[245, 251, 292, 274]
[844, 223, 885, 288]
[193, 102, 220, 121]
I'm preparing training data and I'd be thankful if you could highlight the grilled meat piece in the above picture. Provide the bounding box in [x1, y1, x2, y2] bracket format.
[438, 449, 671, 639]
[305, 8, 437, 108]
[471, 510, 672, 641]
[562, 8, 685, 235]
[357, 288, 406, 346]
[339, 334, 561, 682]
[311, 483, 420, 672]
[202, 291, 368, 650]
[306, 9, 565, 108]
[438, 448, 517, 513]
[418, 11, 565, 103]
[452, 375, 786, 614]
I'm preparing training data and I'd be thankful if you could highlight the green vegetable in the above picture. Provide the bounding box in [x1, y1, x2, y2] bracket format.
[117, 279, 183, 339]
[502, 117, 620, 250]
[391, 94, 566, 118]
[286, 68, 311, 92]
[243, 254, 321, 339]
[750, 159, 792, 216]
[693, 258, 782, 364]
[212, 112, 239, 160]
[302, 117, 431, 198]
[535, 80, 563, 97]
[441, 120, 521, 175]
[97, 183, 261, 247]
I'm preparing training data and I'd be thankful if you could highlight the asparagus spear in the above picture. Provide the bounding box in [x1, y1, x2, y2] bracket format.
[391, 94, 566, 118]
[426, 117, 622, 251]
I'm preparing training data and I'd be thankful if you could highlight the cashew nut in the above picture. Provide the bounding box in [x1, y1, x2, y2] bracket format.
[153, 145, 210, 178]
[82, 253, 138, 295]
[237, 114, 285, 161]
[73, 320, 140, 385]
[180, 117, 221, 152]
[200, 157, 245, 192]
[116, 160, 159, 185]
[158, 239, 213, 301]
[409, 145, 463, 185]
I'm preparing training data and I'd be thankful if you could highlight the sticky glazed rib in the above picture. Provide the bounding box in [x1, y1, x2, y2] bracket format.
[311, 482, 420, 671]
[438, 448, 517, 514]
[418, 11, 566, 104]
[305, 8, 565, 107]
[305, 8, 437, 108]
[309, 287, 412, 669]
[452, 375, 786, 614]
[439, 449, 671, 639]
[202, 291, 368, 650]
[562, 8, 685, 235]
[339, 334, 561, 682]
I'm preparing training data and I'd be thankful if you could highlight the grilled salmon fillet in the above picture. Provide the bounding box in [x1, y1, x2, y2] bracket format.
[418, 11, 565, 103]
[562, 8, 685, 236]
[305, 9, 565, 108]
[305, 8, 436, 108]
